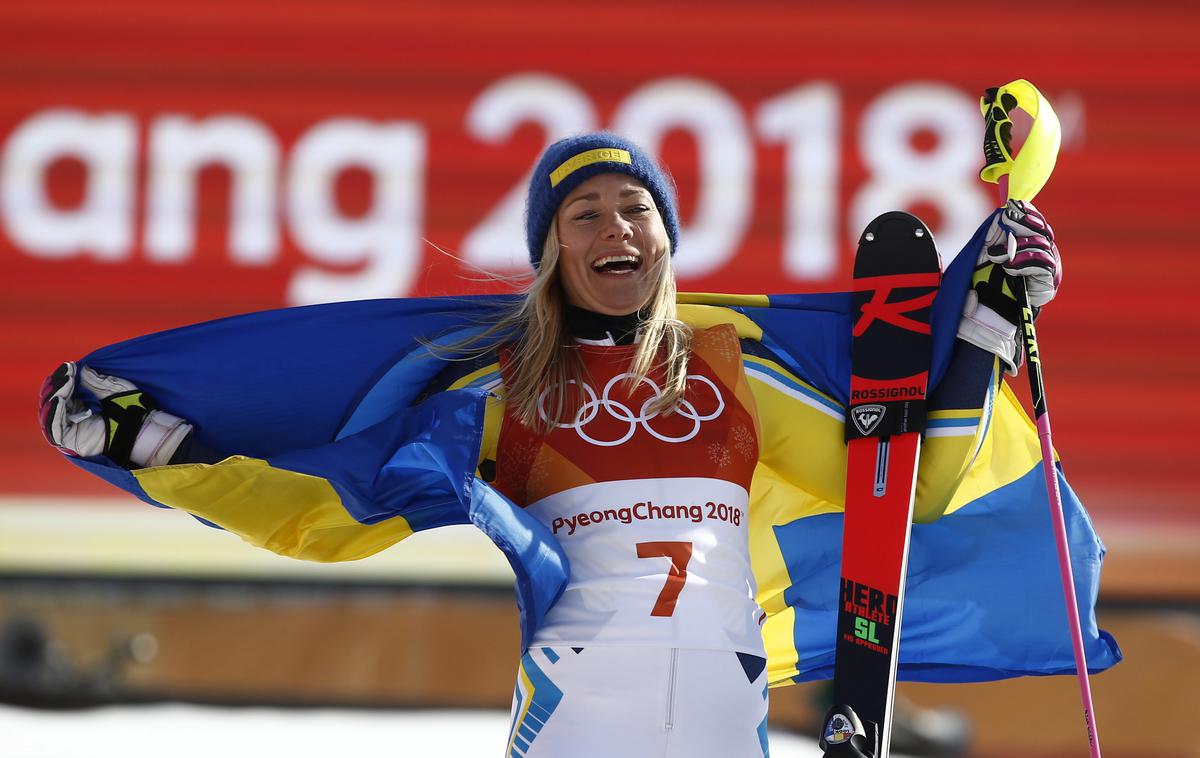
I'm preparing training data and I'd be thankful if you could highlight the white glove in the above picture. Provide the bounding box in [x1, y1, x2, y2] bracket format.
[958, 200, 1063, 374]
[982, 200, 1062, 308]
[39, 362, 192, 468]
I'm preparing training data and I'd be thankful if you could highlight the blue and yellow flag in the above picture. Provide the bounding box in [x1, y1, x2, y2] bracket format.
[65, 214, 1121, 684]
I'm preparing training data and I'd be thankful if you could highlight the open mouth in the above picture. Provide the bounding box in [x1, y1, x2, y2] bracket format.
[591, 254, 642, 275]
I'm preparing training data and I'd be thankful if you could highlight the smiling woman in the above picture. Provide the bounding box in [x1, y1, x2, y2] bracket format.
[464, 133, 776, 756]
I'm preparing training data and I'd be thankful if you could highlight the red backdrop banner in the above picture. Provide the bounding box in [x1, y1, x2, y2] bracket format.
[2, 2, 1196, 523]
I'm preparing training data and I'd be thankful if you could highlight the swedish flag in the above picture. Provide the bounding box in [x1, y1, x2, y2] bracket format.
[62, 215, 1121, 683]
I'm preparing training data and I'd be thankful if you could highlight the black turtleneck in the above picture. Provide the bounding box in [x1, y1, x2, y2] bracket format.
[564, 305, 645, 346]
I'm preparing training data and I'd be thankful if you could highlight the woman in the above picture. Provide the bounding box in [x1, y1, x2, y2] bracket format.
[477, 135, 772, 756]
[40, 132, 1065, 757]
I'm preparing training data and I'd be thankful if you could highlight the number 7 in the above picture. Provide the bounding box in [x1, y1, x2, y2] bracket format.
[636, 541, 694, 617]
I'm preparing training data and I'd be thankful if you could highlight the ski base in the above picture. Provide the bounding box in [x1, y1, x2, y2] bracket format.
[819, 704, 879, 758]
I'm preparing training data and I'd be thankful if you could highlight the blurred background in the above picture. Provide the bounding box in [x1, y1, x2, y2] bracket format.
[1, 1, 1197, 755]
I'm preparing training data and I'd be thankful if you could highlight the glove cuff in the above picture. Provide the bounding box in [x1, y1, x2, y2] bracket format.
[130, 410, 194, 468]
[957, 289, 1023, 376]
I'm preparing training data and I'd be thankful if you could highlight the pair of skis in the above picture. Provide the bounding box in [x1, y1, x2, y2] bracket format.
[820, 80, 1101, 758]
[818, 210, 939, 758]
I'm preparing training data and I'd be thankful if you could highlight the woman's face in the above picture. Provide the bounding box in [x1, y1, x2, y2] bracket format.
[554, 173, 669, 316]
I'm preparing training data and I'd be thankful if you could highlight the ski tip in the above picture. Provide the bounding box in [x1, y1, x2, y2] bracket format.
[854, 210, 942, 279]
[858, 210, 935, 247]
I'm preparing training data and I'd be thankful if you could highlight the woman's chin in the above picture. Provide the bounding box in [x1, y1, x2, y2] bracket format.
[570, 277, 650, 315]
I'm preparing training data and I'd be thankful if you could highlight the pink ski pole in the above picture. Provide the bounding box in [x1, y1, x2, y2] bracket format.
[984, 82, 1102, 757]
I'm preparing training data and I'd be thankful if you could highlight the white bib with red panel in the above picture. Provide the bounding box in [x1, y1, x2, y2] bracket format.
[495, 325, 765, 654]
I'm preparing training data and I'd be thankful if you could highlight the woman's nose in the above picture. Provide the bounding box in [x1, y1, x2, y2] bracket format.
[600, 212, 633, 239]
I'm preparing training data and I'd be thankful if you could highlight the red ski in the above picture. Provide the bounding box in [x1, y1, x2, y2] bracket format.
[820, 211, 941, 758]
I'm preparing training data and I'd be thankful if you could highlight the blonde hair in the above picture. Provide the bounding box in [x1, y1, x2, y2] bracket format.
[441, 220, 692, 434]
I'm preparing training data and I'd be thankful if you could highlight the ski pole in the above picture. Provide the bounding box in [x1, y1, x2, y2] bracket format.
[980, 80, 1102, 758]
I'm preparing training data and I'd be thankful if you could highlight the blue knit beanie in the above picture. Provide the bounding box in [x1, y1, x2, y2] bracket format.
[525, 132, 680, 269]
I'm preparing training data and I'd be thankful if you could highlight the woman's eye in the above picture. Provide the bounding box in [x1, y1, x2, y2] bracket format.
[625, 205, 650, 215]
[573, 211, 597, 221]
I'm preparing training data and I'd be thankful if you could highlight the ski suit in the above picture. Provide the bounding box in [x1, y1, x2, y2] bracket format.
[494, 325, 766, 757]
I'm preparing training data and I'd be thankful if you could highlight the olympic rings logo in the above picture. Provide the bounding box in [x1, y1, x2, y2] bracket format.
[537, 373, 725, 447]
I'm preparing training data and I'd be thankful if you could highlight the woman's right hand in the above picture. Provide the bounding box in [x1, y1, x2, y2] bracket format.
[39, 362, 105, 458]
[38, 362, 192, 468]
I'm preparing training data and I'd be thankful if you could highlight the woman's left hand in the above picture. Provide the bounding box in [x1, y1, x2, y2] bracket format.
[982, 199, 1062, 308]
